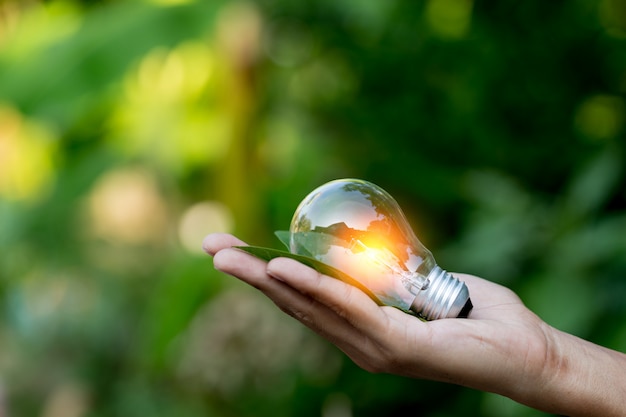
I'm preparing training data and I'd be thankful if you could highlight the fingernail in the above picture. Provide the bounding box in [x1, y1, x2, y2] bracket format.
[266, 267, 285, 282]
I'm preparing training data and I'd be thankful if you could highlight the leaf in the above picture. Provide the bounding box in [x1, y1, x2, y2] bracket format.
[274, 230, 291, 249]
[291, 231, 347, 258]
[234, 245, 383, 306]
[277, 230, 349, 259]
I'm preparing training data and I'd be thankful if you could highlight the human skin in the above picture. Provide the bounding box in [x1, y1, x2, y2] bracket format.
[203, 233, 626, 417]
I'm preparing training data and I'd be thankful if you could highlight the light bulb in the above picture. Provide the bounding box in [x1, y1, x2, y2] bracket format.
[289, 178, 472, 320]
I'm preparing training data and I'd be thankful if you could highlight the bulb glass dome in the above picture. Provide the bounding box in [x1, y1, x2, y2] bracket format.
[289, 178, 472, 320]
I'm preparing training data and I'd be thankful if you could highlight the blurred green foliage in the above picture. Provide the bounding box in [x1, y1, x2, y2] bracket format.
[0, 0, 625, 416]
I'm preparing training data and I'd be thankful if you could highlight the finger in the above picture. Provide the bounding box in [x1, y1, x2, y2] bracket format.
[266, 257, 391, 336]
[213, 248, 369, 348]
[202, 233, 246, 256]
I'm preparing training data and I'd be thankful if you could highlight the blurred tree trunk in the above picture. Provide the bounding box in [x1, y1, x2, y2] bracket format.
[214, 3, 265, 241]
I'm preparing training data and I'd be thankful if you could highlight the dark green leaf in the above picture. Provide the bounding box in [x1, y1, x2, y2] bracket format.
[234, 245, 383, 306]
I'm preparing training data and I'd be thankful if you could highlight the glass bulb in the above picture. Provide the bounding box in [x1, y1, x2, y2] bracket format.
[289, 178, 472, 320]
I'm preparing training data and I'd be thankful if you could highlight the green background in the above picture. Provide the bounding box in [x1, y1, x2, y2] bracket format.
[1, 0, 625, 416]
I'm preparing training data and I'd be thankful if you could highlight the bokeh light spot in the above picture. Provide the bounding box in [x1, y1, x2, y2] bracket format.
[110, 41, 225, 174]
[0, 105, 56, 202]
[574, 95, 625, 141]
[178, 201, 234, 254]
[426, 0, 473, 39]
[216, 1, 262, 70]
[41, 382, 90, 417]
[87, 168, 168, 245]
[599, 0, 626, 38]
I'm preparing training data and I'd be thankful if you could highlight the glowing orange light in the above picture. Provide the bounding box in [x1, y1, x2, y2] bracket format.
[350, 240, 398, 273]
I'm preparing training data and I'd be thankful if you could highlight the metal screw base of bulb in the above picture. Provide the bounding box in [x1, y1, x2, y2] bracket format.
[410, 266, 472, 320]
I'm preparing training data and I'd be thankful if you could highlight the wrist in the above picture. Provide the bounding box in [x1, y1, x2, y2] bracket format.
[529, 326, 626, 417]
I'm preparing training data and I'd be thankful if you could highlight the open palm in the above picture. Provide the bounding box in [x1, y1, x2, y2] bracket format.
[203, 233, 626, 417]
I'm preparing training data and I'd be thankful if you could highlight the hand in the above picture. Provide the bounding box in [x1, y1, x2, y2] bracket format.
[203, 233, 626, 417]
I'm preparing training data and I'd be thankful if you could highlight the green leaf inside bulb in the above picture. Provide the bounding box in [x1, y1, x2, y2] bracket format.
[233, 231, 383, 306]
